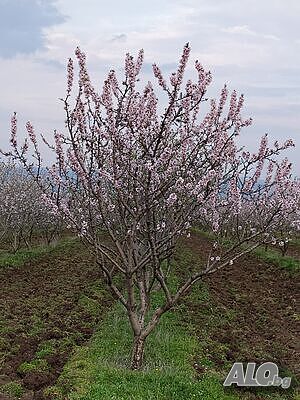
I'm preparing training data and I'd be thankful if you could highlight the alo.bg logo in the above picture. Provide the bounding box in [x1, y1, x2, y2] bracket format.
[224, 362, 291, 389]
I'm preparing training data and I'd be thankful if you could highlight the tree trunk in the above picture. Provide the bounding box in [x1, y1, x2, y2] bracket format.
[130, 335, 145, 370]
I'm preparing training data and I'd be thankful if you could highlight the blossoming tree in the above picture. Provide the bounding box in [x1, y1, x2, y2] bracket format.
[199, 143, 300, 262]
[0, 162, 62, 251]
[5, 44, 299, 369]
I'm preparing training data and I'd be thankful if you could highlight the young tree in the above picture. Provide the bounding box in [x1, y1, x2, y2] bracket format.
[4, 44, 299, 369]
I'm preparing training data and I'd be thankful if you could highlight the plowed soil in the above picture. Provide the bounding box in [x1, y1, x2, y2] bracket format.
[180, 233, 300, 398]
[0, 234, 299, 400]
[0, 240, 113, 400]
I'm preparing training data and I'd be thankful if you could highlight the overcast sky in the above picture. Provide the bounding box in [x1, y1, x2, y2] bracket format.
[0, 0, 299, 174]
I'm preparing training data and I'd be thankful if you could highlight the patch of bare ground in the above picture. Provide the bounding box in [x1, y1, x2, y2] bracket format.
[179, 233, 299, 399]
[0, 240, 113, 400]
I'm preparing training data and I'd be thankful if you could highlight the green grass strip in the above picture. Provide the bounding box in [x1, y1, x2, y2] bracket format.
[192, 227, 299, 274]
[44, 240, 300, 400]
[0, 237, 77, 268]
[253, 247, 299, 273]
[48, 268, 238, 399]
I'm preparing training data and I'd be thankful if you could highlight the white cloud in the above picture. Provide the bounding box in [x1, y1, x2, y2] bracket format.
[0, 0, 299, 173]
[222, 25, 280, 41]
[223, 25, 257, 35]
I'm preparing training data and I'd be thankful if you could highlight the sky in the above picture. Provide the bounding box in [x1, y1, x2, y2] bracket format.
[0, 0, 299, 174]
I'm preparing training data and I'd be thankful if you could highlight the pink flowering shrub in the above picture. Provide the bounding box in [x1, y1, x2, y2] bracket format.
[4, 44, 299, 368]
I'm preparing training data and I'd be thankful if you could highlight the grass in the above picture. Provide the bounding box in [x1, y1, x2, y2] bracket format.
[47, 305, 239, 400]
[291, 238, 300, 246]
[192, 227, 299, 274]
[253, 247, 299, 274]
[17, 358, 50, 374]
[36, 341, 56, 358]
[1, 231, 298, 399]
[47, 262, 239, 400]
[0, 236, 77, 268]
[0, 381, 24, 398]
[46, 241, 300, 400]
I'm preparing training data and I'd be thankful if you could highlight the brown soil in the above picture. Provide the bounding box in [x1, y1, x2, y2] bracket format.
[0, 240, 113, 400]
[1, 234, 299, 400]
[180, 233, 300, 398]
[286, 243, 300, 260]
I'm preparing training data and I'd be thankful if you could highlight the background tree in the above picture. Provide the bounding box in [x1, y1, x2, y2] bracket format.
[4, 44, 299, 369]
[200, 145, 300, 261]
[0, 161, 62, 251]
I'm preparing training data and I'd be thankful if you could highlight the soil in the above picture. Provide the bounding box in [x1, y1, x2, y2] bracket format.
[180, 233, 300, 398]
[0, 240, 113, 400]
[286, 243, 300, 260]
[0, 233, 299, 400]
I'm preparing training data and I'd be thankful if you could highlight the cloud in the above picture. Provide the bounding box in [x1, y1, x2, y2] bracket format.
[222, 25, 280, 41]
[223, 25, 257, 35]
[110, 34, 127, 43]
[0, 0, 66, 58]
[0, 0, 299, 173]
